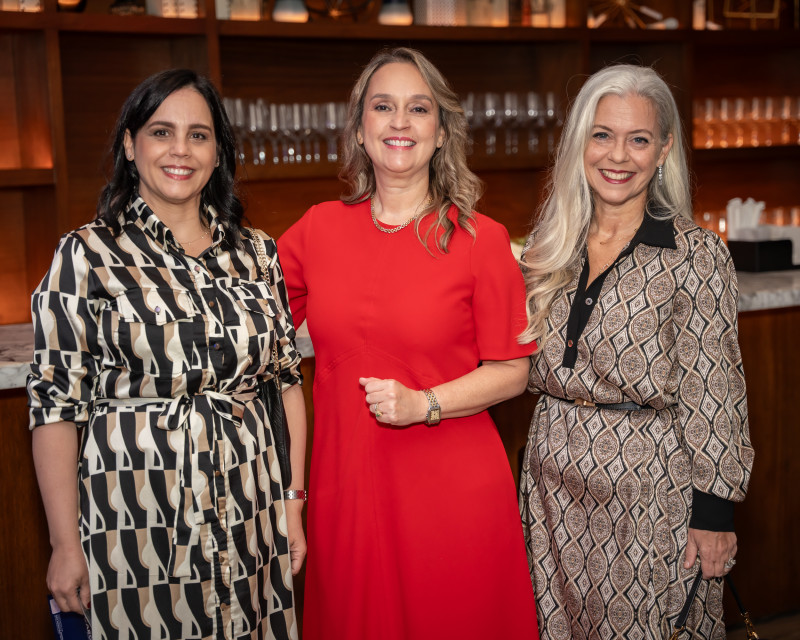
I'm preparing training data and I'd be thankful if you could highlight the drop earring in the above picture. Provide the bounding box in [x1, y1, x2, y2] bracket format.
[657, 164, 663, 185]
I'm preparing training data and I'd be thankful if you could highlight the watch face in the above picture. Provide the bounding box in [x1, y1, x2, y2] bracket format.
[430, 408, 441, 422]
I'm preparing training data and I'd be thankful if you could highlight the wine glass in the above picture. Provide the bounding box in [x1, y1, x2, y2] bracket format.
[502, 91, 520, 155]
[483, 92, 502, 156]
[523, 91, 543, 155]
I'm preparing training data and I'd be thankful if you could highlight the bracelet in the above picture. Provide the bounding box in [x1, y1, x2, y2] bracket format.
[283, 489, 307, 502]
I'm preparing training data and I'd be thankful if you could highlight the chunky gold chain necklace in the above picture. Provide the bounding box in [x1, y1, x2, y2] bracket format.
[371, 194, 433, 234]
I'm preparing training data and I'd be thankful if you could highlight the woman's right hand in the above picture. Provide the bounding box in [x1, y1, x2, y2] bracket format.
[48, 542, 90, 613]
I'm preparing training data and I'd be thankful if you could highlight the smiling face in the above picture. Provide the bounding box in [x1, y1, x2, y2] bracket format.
[359, 62, 444, 185]
[124, 87, 218, 216]
[584, 93, 673, 217]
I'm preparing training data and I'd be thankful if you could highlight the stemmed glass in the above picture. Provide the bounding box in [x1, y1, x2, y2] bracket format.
[543, 91, 561, 154]
[502, 91, 520, 155]
[523, 91, 543, 155]
[483, 92, 502, 155]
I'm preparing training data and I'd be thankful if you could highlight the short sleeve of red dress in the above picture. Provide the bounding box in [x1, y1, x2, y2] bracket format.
[470, 216, 537, 361]
[276, 207, 311, 327]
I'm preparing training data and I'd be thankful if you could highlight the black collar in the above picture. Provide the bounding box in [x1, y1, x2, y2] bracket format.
[638, 210, 677, 249]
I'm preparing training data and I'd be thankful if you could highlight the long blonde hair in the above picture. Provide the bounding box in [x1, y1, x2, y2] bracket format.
[519, 64, 692, 346]
[339, 47, 483, 252]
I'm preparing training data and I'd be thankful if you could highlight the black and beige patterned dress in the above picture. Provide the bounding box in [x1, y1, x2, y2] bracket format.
[28, 197, 300, 640]
[519, 213, 754, 639]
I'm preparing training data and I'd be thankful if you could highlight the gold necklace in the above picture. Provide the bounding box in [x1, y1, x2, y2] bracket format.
[599, 224, 640, 271]
[371, 194, 433, 234]
[176, 226, 209, 245]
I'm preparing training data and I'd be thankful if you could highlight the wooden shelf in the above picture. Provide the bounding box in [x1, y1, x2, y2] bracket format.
[217, 20, 586, 42]
[55, 13, 207, 33]
[0, 168, 54, 188]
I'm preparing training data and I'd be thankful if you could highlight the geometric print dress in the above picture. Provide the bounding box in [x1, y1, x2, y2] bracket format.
[519, 213, 754, 640]
[27, 197, 300, 640]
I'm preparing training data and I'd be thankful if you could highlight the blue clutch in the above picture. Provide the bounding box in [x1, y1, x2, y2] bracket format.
[48, 595, 92, 640]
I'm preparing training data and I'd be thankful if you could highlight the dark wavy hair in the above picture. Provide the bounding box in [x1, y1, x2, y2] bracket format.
[96, 68, 245, 247]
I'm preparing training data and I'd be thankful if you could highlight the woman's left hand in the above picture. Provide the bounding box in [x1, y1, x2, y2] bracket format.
[360, 377, 427, 427]
[684, 528, 738, 579]
[285, 502, 307, 576]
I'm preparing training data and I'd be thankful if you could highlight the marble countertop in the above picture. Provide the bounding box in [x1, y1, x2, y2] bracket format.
[3, 269, 798, 391]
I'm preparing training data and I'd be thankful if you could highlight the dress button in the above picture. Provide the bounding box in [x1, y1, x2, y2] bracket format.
[194, 265, 201, 272]
[585, 297, 593, 305]
[567, 339, 574, 347]
[208, 300, 215, 308]
[212, 342, 220, 351]
[215, 470, 222, 477]
[154, 306, 161, 313]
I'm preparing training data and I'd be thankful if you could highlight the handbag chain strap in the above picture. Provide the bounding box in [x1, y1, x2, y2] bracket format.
[247, 228, 281, 380]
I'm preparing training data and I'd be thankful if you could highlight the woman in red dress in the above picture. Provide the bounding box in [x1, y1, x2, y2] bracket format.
[278, 47, 539, 640]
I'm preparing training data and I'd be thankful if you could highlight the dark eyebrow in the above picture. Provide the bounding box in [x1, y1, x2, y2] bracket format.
[147, 120, 214, 132]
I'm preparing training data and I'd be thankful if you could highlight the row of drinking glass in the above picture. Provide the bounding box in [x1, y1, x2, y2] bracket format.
[692, 96, 800, 149]
[224, 91, 563, 167]
[462, 90, 563, 156]
[224, 97, 348, 166]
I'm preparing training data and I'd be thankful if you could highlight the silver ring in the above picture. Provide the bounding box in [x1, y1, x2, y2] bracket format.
[724, 557, 736, 571]
[371, 403, 377, 413]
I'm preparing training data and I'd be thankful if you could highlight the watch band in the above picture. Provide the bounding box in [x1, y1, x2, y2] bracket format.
[422, 388, 441, 426]
[283, 489, 307, 502]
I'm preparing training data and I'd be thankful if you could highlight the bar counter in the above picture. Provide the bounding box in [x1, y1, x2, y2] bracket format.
[3, 269, 799, 390]
[1, 269, 798, 638]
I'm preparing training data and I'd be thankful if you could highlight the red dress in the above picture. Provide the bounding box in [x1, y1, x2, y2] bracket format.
[278, 200, 539, 640]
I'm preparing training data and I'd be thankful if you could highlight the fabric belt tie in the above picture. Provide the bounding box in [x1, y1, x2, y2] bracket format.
[572, 398, 646, 411]
[94, 389, 258, 578]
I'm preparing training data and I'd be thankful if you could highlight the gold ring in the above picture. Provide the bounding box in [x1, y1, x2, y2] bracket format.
[376, 410, 383, 418]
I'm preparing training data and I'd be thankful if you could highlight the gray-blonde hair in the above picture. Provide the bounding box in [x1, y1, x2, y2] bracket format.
[519, 63, 691, 346]
[339, 47, 483, 252]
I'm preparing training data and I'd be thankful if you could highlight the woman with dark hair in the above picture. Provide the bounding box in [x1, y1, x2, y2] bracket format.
[518, 64, 753, 639]
[28, 68, 307, 639]
[278, 48, 539, 640]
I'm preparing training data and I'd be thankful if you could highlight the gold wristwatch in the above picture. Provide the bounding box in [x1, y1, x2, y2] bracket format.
[422, 388, 441, 426]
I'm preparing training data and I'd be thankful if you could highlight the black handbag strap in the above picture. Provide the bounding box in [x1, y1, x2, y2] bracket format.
[670, 572, 760, 640]
[670, 571, 704, 639]
[725, 575, 761, 639]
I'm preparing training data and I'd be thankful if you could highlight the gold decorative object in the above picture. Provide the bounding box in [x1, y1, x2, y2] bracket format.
[588, 0, 665, 29]
[722, 0, 780, 29]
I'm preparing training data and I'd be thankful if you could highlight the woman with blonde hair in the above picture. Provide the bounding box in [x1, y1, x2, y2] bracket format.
[279, 47, 539, 640]
[519, 64, 753, 639]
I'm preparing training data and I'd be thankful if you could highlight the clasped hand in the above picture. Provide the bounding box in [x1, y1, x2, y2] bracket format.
[360, 377, 427, 426]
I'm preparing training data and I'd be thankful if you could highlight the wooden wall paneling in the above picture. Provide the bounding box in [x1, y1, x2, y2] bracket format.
[24, 186, 60, 313]
[692, 148, 800, 214]
[169, 35, 211, 77]
[0, 34, 22, 169]
[241, 176, 342, 238]
[691, 40, 800, 98]
[0, 389, 52, 640]
[44, 26, 72, 235]
[13, 31, 52, 169]
[723, 306, 800, 621]
[0, 190, 33, 324]
[477, 167, 548, 238]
